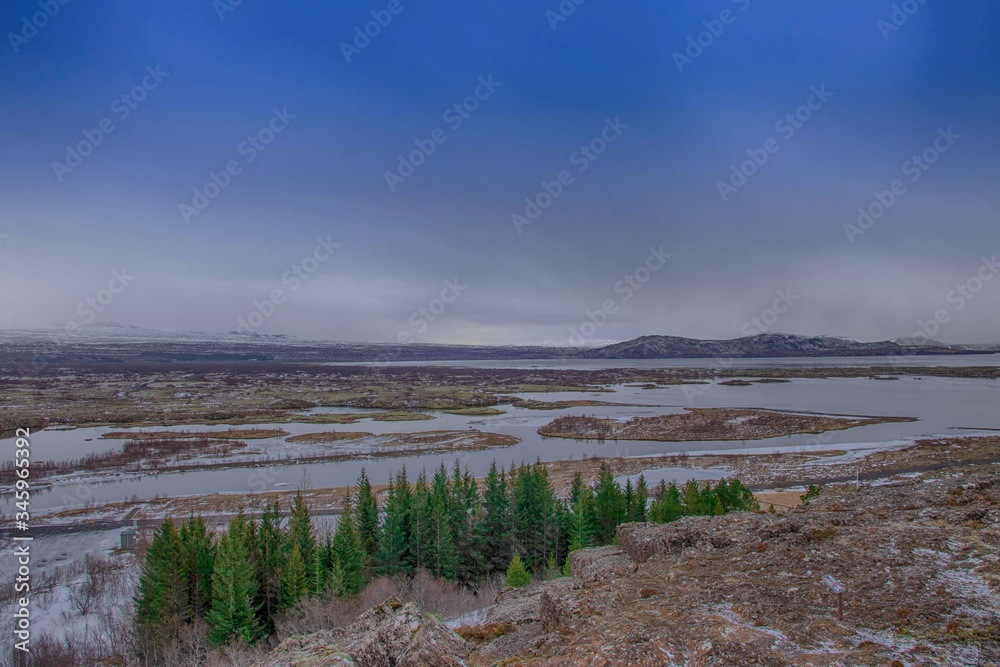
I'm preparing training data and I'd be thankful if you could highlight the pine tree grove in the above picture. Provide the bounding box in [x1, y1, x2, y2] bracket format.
[134, 459, 758, 654]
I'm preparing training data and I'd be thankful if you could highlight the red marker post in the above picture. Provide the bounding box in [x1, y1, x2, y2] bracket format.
[822, 574, 846, 620]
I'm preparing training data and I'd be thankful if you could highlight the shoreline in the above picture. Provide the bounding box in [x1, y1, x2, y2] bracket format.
[13, 434, 998, 529]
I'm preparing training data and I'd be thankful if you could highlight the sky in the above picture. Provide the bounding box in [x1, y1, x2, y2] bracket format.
[1, 0, 998, 345]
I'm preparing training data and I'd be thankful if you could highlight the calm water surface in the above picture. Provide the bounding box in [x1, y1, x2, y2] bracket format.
[4, 370, 998, 514]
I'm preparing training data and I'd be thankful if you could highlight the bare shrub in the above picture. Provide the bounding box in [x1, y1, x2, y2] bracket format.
[357, 576, 403, 609]
[403, 569, 498, 619]
[3, 562, 498, 666]
[274, 570, 501, 643]
[200, 642, 270, 667]
[147, 619, 268, 667]
[68, 554, 114, 615]
[0, 554, 139, 667]
[1, 632, 108, 667]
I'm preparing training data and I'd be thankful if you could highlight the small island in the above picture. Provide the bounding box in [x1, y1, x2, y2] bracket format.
[537, 408, 915, 442]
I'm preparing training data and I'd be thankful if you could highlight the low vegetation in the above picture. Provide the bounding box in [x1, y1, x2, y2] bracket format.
[455, 621, 515, 644]
[538, 407, 914, 442]
[441, 407, 507, 416]
[0, 438, 244, 483]
[296, 411, 436, 423]
[102, 428, 288, 440]
[2, 363, 994, 434]
[284, 431, 370, 444]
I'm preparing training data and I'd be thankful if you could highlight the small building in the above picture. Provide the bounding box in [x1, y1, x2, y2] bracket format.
[120, 528, 137, 551]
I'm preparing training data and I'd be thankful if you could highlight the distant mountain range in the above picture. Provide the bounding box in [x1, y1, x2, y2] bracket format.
[576, 333, 979, 359]
[0, 326, 995, 366]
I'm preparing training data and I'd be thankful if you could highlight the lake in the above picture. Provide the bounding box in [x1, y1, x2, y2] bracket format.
[4, 369, 998, 515]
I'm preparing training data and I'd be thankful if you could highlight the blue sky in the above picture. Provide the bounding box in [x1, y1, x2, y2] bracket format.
[2, 0, 998, 344]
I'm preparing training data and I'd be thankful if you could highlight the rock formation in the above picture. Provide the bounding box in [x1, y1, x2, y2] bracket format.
[257, 470, 1000, 666]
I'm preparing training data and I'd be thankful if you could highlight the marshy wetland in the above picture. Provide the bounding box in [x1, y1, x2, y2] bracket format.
[2, 358, 999, 520]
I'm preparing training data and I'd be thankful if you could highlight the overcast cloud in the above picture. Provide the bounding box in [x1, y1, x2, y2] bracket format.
[1, 1, 998, 344]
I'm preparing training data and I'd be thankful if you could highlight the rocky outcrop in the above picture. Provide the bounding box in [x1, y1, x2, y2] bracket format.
[253, 597, 472, 667]
[256, 470, 1000, 667]
[511, 471, 1000, 666]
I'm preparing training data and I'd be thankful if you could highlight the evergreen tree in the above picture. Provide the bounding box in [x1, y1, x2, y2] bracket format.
[355, 468, 380, 567]
[699, 480, 722, 515]
[712, 497, 725, 516]
[632, 474, 649, 523]
[454, 465, 484, 585]
[333, 494, 366, 597]
[593, 463, 624, 544]
[729, 479, 761, 511]
[256, 501, 285, 627]
[800, 484, 822, 504]
[243, 513, 263, 623]
[140, 468, 760, 648]
[431, 463, 450, 504]
[682, 479, 705, 515]
[311, 546, 331, 597]
[376, 469, 411, 577]
[623, 478, 635, 521]
[280, 542, 309, 608]
[134, 520, 189, 647]
[160, 521, 191, 623]
[545, 553, 559, 580]
[569, 472, 585, 508]
[408, 472, 433, 571]
[537, 463, 561, 570]
[713, 478, 731, 510]
[287, 492, 316, 584]
[504, 553, 531, 588]
[478, 461, 512, 576]
[428, 492, 458, 580]
[207, 512, 261, 646]
[319, 531, 343, 597]
[179, 516, 215, 620]
[512, 462, 558, 573]
[430, 464, 452, 531]
[649, 482, 684, 524]
[568, 491, 596, 551]
[134, 527, 164, 634]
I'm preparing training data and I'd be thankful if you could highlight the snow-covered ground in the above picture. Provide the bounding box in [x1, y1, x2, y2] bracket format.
[0, 529, 139, 649]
